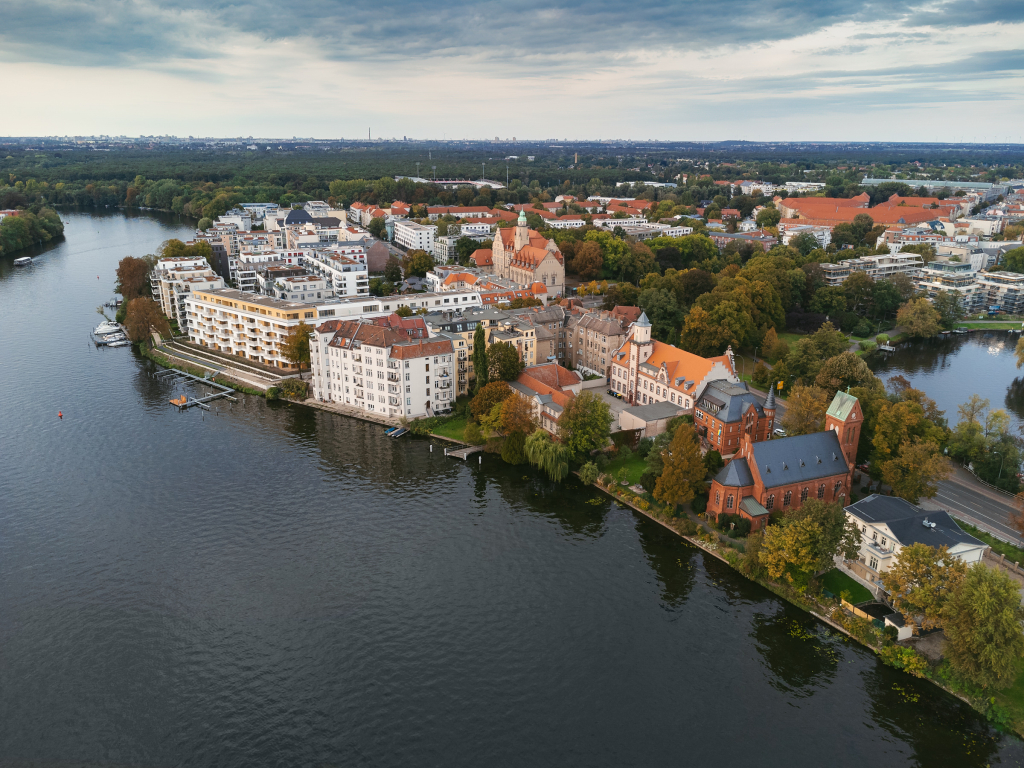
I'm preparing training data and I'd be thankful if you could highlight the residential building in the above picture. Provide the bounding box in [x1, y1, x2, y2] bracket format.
[567, 311, 628, 379]
[150, 256, 225, 327]
[843, 495, 988, 589]
[302, 250, 369, 296]
[266, 274, 333, 303]
[492, 211, 565, 297]
[977, 270, 1024, 314]
[433, 235, 460, 264]
[510, 363, 584, 435]
[914, 261, 983, 309]
[707, 231, 777, 253]
[781, 224, 832, 249]
[508, 305, 570, 366]
[184, 288, 317, 370]
[394, 220, 437, 254]
[821, 252, 924, 286]
[309, 320, 455, 418]
[609, 312, 738, 409]
[694, 381, 777, 459]
[427, 206, 493, 220]
[706, 390, 861, 530]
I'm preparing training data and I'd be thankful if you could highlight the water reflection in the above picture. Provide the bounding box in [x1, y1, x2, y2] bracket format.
[751, 609, 839, 695]
[633, 518, 698, 607]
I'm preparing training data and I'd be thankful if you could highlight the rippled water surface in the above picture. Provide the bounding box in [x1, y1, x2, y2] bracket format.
[1, 212, 1022, 767]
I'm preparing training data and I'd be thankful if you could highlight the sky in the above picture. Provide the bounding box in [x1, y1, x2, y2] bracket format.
[2, 0, 1023, 142]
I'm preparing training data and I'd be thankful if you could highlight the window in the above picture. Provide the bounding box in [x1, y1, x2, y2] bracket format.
[800, 487, 808, 502]
[869, 557, 879, 571]
[783, 490, 792, 507]
[766, 494, 775, 511]
[881, 537, 887, 548]
[715, 491, 720, 505]
[834, 481, 842, 497]
[726, 495, 734, 509]
[817, 484, 825, 499]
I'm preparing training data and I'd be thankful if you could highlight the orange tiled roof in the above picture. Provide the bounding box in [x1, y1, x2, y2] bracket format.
[470, 249, 493, 266]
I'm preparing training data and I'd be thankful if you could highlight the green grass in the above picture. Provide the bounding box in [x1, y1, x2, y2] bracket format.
[604, 453, 649, 485]
[992, 666, 1024, 728]
[429, 415, 468, 441]
[958, 321, 1022, 330]
[954, 519, 1024, 563]
[821, 568, 873, 604]
[775, 332, 805, 345]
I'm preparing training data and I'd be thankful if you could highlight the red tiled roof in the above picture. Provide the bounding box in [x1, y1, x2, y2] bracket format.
[390, 338, 454, 359]
[470, 249, 493, 266]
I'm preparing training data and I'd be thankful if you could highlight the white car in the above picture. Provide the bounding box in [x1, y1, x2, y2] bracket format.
[773, 428, 787, 437]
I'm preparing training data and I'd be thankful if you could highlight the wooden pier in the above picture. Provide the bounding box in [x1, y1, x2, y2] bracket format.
[444, 445, 484, 460]
[155, 369, 238, 410]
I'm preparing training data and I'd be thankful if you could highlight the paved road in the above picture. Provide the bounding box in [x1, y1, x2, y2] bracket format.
[931, 469, 1024, 544]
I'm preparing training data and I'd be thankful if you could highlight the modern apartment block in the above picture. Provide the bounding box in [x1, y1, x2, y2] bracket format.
[394, 220, 437, 254]
[150, 256, 225, 327]
[821, 252, 924, 286]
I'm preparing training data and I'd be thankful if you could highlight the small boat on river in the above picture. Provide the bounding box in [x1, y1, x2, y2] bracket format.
[13, 257, 32, 266]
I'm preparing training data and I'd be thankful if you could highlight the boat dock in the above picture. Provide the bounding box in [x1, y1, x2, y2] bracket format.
[445, 445, 484, 460]
[155, 369, 238, 410]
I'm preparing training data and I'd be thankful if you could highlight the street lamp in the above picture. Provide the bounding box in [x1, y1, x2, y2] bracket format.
[994, 451, 1005, 479]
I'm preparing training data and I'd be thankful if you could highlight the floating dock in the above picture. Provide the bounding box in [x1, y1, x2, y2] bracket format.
[445, 445, 484, 460]
[155, 369, 238, 410]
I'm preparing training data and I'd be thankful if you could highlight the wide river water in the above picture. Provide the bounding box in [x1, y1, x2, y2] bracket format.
[2, 211, 1022, 767]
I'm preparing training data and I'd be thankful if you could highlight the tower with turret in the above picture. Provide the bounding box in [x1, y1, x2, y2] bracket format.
[825, 389, 862, 468]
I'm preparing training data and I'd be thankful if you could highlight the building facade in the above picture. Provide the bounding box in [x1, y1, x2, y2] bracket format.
[492, 211, 565, 297]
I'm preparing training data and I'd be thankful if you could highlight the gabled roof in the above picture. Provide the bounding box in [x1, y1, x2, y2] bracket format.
[827, 390, 859, 421]
[846, 495, 986, 551]
[702, 380, 766, 422]
[749, 431, 848, 485]
[714, 458, 755, 487]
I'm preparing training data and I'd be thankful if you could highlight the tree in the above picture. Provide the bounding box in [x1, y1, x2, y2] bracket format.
[282, 321, 313, 377]
[367, 217, 387, 239]
[760, 500, 861, 586]
[789, 232, 819, 256]
[780, 385, 830, 435]
[944, 563, 1024, 689]
[115, 256, 153, 302]
[813, 352, 877, 398]
[871, 279, 903, 318]
[755, 207, 781, 228]
[579, 461, 599, 485]
[932, 290, 965, 330]
[880, 439, 951, 502]
[1016, 335, 1024, 369]
[525, 430, 571, 482]
[472, 323, 488, 392]
[638, 287, 683, 342]
[809, 285, 847, 315]
[403, 249, 435, 277]
[395, 305, 413, 318]
[197, 217, 213, 231]
[123, 297, 170, 343]
[1002, 246, 1024, 274]
[488, 341, 524, 381]
[601, 281, 640, 309]
[880, 543, 966, 632]
[652, 423, 706, 509]
[499, 393, 536, 436]
[843, 271, 875, 315]
[501, 430, 527, 465]
[557, 391, 613, 458]
[679, 268, 716, 304]
[383, 256, 403, 284]
[455, 237, 479, 265]
[470, 381, 510, 420]
[571, 241, 604, 280]
[897, 297, 941, 338]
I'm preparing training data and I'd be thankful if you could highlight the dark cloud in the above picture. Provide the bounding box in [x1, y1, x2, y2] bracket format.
[3, 0, 1013, 70]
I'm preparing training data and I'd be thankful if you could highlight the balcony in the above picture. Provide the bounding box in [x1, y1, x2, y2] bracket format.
[387, 373, 400, 382]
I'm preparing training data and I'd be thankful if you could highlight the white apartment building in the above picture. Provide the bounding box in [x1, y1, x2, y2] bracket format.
[433, 235, 459, 264]
[240, 202, 279, 221]
[394, 220, 437, 254]
[782, 224, 831, 249]
[302, 250, 369, 296]
[739, 181, 776, 196]
[310, 319, 455, 417]
[185, 288, 317, 370]
[150, 256, 225, 327]
[821, 253, 924, 286]
[217, 209, 252, 231]
[312, 289, 484, 323]
[461, 222, 493, 236]
[593, 216, 649, 229]
[235, 251, 304, 292]
[269, 275, 333, 303]
[304, 200, 331, 218]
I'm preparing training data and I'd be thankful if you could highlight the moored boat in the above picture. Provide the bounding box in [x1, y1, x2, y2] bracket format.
[13, 257, 32, 266]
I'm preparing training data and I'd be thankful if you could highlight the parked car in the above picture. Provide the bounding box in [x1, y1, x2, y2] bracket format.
[773, 428, 787, 437]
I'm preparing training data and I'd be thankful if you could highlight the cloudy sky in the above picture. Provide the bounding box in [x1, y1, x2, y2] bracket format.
[2, 0, 1023, 141]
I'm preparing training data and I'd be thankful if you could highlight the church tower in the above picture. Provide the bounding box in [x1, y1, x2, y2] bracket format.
[514, 209, 529, 252]
[824, 389, 862, 468]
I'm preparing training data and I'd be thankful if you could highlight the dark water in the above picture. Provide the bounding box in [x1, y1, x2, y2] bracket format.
[871, 333, 1024, 431]
[2, 212, 1021, 767]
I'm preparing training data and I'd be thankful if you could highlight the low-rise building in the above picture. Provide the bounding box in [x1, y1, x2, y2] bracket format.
[781, 224, 832, 249]
[309, 320, 455, 418]
[510, 363, 583, 435]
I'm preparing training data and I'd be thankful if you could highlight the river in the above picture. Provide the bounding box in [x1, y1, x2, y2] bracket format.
[1, 211, 1021, 767]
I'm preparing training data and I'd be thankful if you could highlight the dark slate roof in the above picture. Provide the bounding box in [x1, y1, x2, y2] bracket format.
[312, 216, 342, 227]
[285, 209, 314, 225]
[622, 401, 685, 423]
[702, 380, 765, 422]
[845, 495, 986, 551]
[714, 459, 754, 488]
[750, 430, 848, 484]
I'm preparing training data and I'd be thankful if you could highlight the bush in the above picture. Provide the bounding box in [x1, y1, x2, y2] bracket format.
[579, 462, 599, 485]
[751, 361, 772, 388]
[278, 378, 308, 399]
[501, 430, 527, 465]
[859, 341, 876, 352]
[619, 445, 633, 462]
[639, 469, 658, 493]
[853, 320, 873, 337]
[636, 438, 653, 459]
[703, 450, 723, 477]
[595, 454, 609, 470]
[676, 517, 698, 535]
[266, 386, 280, 400]
[464, 422, 483, 444]
[691, 493, 708, 515]
[715, 512, 752, 537]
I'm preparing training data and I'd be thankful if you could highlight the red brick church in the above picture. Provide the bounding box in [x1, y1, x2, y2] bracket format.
[706, 390, 862, 530]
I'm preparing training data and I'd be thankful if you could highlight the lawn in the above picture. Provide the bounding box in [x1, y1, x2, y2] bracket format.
[821, 568, 873, 604]
[430, 415, 468, 441]
[954, 519, 1024, 563]
[603, 453, 649, 486]
[959, 321, 1022, 330]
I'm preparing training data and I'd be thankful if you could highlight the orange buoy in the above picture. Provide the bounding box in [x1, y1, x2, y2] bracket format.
[58, 411, 63, 419]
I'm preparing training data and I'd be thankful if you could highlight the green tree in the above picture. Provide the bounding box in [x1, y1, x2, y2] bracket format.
[897, 297, 941, 338]
[579, 461, 599, 485]
[932, 290, 965, 330]
[654, 423, 706, 509]
[282, 321, 313, 377]
[843, 271, 875, 315]
[403, 249, 435, 277]
[472, 323, 489, 393]
[944, 563, 1024, 690]
[760, 500, 861, 586]
[525, 429, 571, 482]
[789, 232, 819, 256]
[367, 217, 387, 239]
[1001, 246, 1024, 273]
[488, 341, 524, 381]
[755, 207, 781, 228]
[501, 430, 527, 465]
[639, 287, 683, 342]
[383, 256, 403, 284]
[395, 305, 413, 318]
[809, 285, 847, 315]
[880, 543, 966, 632]
[880, 439, 951, 502]
[557, 391, 613, 458]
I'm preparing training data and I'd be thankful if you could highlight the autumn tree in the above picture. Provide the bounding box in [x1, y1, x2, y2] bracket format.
[944, 564, 1024, 690]
[123, 297, 170, 344]
[897, 297, 941, 338]
[557, 391, 613, 458]
[1016, 335, 1024, 369]
[282, 321, 313, 377]
[761, 327, 789, 363]
[115, 256, 153, 302]
[932, 290, 965, 330]
[813, 352, 878, 399]
[760, 500, 861, 587]
[470, 381, 511, 420]
[472, 323, 489, 392]
[654, 423, 706, 510]
[499, 392, 536, 436]
[488, 341, 525, 381]
[403, 249, 435, 277]
[780, 385, 830, 435]
[880, 439, 951, 502]
[571, 241, 604, 280]
[880, 543, 967, 632]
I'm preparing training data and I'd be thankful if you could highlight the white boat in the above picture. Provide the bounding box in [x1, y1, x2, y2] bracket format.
[13, 257, 32, 266]
[106, 340, 131, 347]
[94, 321, 121, 335]
[99, 333, 127, 342]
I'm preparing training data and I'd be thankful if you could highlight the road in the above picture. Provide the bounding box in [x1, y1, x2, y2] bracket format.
[930, 466, 1024, 545]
